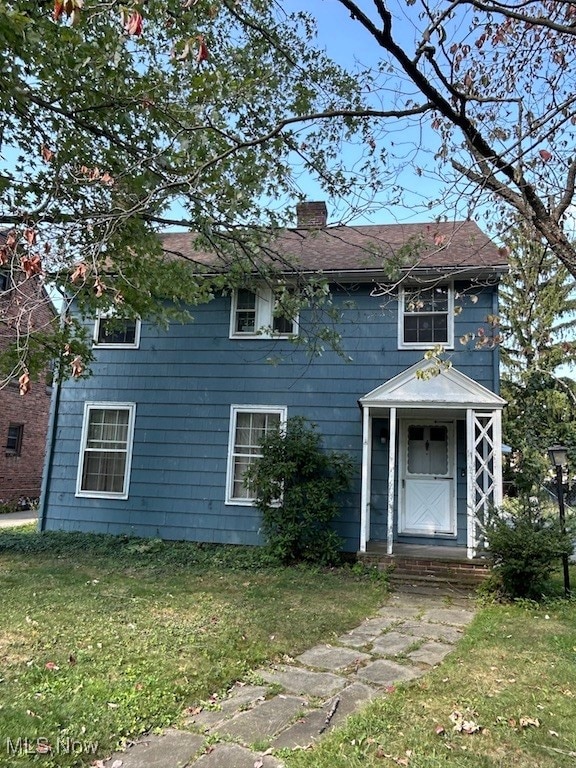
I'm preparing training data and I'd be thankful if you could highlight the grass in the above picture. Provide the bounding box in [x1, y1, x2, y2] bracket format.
[282, 584, 576, 768]
[0, 529, 388, 767]
[2, 529, 575, 768]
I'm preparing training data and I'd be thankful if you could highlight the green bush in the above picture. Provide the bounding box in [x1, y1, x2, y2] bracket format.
[486, 500, 574, 599]
[246, 416, 353, 565]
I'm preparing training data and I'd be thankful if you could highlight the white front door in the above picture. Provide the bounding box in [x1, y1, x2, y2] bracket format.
[400, 420, 456, 536]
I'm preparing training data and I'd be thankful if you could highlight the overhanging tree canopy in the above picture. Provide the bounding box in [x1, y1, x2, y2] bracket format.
[1, 1, 575, 383]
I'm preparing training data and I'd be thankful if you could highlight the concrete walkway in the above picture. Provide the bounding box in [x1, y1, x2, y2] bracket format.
[103, 584, 476, 768]
[0, 510, 37, 528]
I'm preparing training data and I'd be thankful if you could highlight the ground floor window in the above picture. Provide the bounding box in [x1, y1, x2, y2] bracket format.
[226, 405, 286, 503]
[76, 403, 136, 498]
[6, 423, 23, 456]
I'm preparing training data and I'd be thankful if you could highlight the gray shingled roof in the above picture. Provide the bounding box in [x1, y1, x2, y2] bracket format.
[160, 220, 506, 277]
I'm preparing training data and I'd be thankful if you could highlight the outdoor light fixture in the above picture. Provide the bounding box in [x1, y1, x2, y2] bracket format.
[548, 444, 568, 468]
[548, 444, 571, 597]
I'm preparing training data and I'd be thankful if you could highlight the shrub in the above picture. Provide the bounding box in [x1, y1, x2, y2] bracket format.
[485, 499, 574, 599]
[246, 416, 353, 565]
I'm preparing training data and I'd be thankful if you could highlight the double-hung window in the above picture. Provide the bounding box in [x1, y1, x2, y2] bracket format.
[76, 403, 136, 498]
[399, 284, 453, 348]
[226, 406, 287, 503]
[94, 311, 141, 348]
[230, 286, 297, 338]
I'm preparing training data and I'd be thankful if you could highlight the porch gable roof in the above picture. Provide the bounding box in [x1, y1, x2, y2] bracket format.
[359, 359, 506, 410]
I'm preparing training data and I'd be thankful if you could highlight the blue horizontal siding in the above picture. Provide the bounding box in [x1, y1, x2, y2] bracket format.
[42, 282, 501, 550]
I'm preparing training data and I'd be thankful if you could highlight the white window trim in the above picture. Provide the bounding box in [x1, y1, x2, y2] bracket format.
[76, 402, 136, 499]
[398, 283, 454, 350]
[229, 286, 298, 339]
[225, 404, 287, 505]
[93, 311, 141, 349]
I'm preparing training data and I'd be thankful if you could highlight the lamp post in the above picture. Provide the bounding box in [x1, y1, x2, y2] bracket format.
[548, 445, 571, 598]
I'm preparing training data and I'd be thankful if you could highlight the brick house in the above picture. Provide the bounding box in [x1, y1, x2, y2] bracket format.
[0, 239, 54, 505]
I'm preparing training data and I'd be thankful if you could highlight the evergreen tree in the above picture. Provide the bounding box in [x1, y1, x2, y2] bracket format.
[500, 227, 576, 493]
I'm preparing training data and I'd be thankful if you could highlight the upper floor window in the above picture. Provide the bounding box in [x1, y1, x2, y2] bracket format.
[226, 405, 287, 504]
[0, 272, 8, 292]
[230, 286, 297, 338]
[399, 285, 453, 348]
[76, 403, 136, 499]
[94, 312, 141, 348]
[6, 424, 23, 456]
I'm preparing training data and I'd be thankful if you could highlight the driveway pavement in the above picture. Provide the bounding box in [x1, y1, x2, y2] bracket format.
[0, 511, 37, 528]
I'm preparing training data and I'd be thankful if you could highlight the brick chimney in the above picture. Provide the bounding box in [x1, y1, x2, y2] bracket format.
[296, 201, 328, 229]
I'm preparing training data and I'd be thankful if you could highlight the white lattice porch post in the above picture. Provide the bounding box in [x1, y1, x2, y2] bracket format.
[493, 408, 503, 509]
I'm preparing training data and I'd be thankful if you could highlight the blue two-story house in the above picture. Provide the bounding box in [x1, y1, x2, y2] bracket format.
[38, 203, 507, 560]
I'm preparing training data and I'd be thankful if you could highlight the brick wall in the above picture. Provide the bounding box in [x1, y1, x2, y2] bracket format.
[0, 381, 52, 502]
[0, 272, 55, 504]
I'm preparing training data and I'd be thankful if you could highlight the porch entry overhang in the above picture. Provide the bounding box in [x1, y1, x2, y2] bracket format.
[358, 360, 506, 559]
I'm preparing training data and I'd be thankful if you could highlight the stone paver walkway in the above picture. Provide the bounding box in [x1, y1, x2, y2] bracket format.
[103, 585, 476, 767]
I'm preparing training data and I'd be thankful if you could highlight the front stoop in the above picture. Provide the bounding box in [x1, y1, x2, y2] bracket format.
[358, 552, 492, 587]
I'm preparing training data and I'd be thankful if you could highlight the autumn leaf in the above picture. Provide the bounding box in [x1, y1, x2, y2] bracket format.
[41, 144, 54, 162]
[19, 371, 31, 396]
[24, 228, 37, 245]
[71, 356, 84, 377]
[45, 661, 59, 671]
[93, 276, 106, 297]
[539, 149, 552, 161]
[21, 254, 42, 278]
[197, 35, 209, 62]
[519, 716, 540, 728]
[70, 262, 88, 283]
[124, 11, 143, 37]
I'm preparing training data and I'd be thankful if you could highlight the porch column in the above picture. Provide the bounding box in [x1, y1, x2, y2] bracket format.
[359, 405, 371, 552]
[386, 407, 397, 555]
[466, 408, 476, 559]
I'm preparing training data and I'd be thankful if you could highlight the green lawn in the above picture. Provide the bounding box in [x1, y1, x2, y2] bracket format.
[0, 529, 388, 767]
[1, 529, 575, 768]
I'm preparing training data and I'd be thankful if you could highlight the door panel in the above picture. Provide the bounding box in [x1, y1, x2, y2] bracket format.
[400, 421, 455, 536]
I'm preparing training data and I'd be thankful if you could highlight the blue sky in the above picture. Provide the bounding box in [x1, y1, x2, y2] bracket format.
[275, 2, 459, 227]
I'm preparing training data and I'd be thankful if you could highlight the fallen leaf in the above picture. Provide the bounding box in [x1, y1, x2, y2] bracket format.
[519, 717, 540, 729]
[44, 662, 59, 671]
